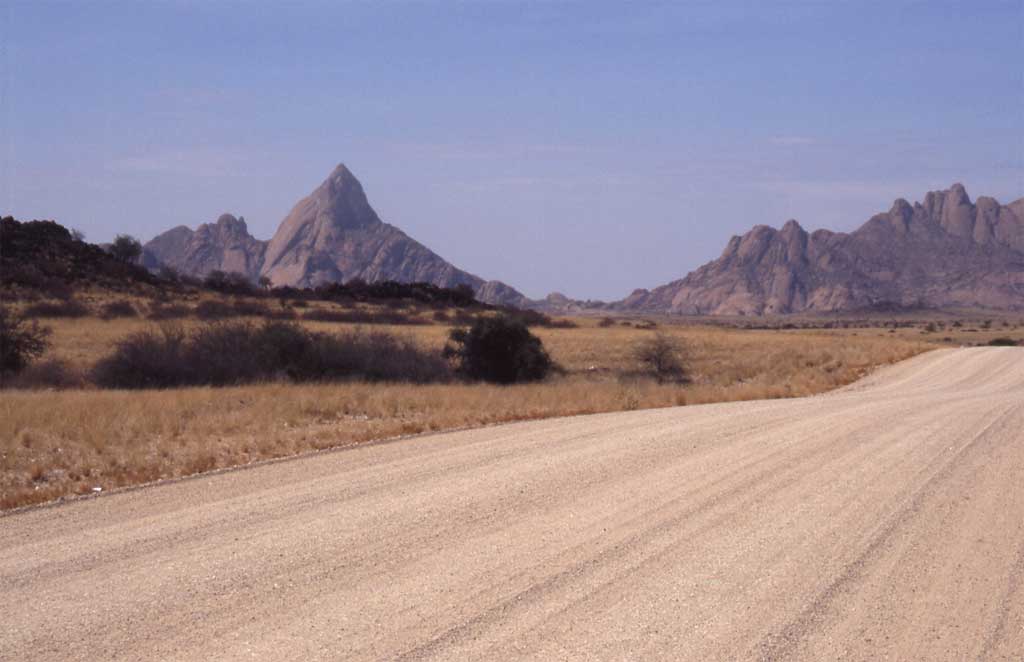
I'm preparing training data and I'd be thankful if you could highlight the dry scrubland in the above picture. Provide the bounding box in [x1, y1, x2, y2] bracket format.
[0, 296, 961, 510]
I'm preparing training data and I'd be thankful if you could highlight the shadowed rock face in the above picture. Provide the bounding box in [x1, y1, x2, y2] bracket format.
[620, 184, 1024, 315]
[143, 164, 527, 306]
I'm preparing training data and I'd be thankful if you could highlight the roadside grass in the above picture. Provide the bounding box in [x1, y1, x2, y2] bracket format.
[1, 318, 931, 510]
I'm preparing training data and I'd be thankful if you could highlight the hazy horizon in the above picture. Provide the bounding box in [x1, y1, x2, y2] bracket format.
[3, 1, 1022, 300]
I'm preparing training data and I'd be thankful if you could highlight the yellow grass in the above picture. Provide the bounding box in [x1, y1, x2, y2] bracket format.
[1, 316, 933, 511]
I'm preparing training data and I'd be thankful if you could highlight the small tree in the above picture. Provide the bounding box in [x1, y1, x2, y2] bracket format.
[204, 270, 228, 290]
[71, 228, 86, 242]
[634, 333, 688, 383]
[158, 265, 181, 283]
[0, 307, 52, 377]
[444, 314, 553, 383]
[110, 234, 142, 263]
[258, 275, 272, 291]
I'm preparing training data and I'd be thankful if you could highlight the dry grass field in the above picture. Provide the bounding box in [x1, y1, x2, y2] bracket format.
[0, 296, 971, 510]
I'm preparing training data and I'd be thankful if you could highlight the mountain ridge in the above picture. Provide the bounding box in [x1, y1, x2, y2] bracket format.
[143, 164, 527, 307]
[144, 174, 1024, 315]
[615, 183, 1024, 315]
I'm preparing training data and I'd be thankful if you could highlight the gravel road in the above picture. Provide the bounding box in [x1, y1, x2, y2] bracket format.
[2, 347, 1022, 661]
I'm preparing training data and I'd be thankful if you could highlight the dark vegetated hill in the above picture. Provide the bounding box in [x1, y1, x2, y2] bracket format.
[1, 216, 160, 295]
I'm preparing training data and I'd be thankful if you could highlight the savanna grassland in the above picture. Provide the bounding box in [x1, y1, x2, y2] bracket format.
[1, 288, 988, 511]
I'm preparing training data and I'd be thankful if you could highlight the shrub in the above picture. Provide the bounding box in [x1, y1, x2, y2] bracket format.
[598, 317, 616, 328]
[194, 299, 235, 320]
[92, 324, 189, 388]
[147, 303, 190, 320]
[99, 300, 138, 319]
[1, 307, 52, 377]
[634, 333, 688, 383]
[302, 308, 426, 325]
[502, 308, 576, 328]
[204, 270, 256, 295]
[5, 358, 85, 389]
[230, 298, 271, 317]
[264, 307, 297, 320]
[313, 330, 451, 383]
[23, 299, 90, 318]
[158, 265, 181, 283]
[987, 337, 1019, 347]
[444, 315, 553, 383]
[91, 321, 449, 389]
[110, 234, 143, 263]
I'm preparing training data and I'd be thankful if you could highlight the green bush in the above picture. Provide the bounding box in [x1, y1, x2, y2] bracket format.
[0, 307, 52, 378]
[444, 314, 553, 383]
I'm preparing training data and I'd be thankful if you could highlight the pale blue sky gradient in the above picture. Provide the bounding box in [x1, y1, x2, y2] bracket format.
[3, 1, 1022, 299]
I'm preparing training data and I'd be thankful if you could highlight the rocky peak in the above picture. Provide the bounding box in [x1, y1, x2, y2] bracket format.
[192, 214, 253, 243]
[619, 183, 1024, 315]
[736, 225, 778, 260]
[310, 163, 380, 230]
[889, 198, 913, 220]
[144, 212, 266, 281]
[257, 163, 527, 305]
[146, 162, 529, 306]
[918, 183, 975, 238]
[780, 219, 804, 235]
[214, 213, 249, 234]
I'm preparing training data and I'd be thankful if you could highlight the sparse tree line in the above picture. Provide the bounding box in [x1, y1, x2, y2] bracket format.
[0, 308, 560, 389]
[1, 304, 700, 391]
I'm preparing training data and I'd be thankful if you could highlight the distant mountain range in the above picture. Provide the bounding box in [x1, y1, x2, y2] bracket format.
[144, 165, 527, 307]
[144, 167, 1024, 315]
[615, 184, 1024, 314]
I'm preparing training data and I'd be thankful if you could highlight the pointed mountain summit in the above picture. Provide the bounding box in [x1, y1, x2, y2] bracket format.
[259, 164, 524, 305]
[619, 184, 1024, 314]
[262, 164, 380, 275]
[143, 164, 526, 306]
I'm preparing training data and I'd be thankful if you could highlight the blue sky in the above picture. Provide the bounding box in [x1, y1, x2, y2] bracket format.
[3, 1, 1022, 299]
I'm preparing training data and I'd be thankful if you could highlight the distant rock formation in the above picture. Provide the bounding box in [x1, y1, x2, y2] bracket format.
[143, 165, 527, 306]
[145, 214, 266, 280]
[619, 184, 1024, 314]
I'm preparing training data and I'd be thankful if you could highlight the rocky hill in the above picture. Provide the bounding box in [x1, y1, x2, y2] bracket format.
[619, 184, 1024, 315]
[1, 216, 158, 293]
[144, 165, 526, 307]
[144, 214, 266, 280]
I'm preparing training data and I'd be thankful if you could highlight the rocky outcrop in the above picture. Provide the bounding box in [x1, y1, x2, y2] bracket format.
[144, 164, 527, 306]
[621, 184, 1024, 315]
[259, 164, 526, 306]
[145, 214, 266, 280]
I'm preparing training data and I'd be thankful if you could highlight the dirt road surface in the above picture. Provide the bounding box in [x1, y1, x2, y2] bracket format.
[2, 347, 1022, 661]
